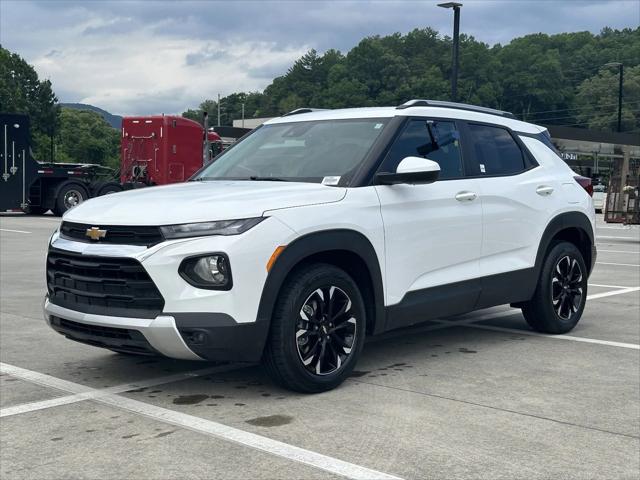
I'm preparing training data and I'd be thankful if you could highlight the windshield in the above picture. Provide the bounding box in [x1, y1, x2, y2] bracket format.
[193, 118, 389, 185]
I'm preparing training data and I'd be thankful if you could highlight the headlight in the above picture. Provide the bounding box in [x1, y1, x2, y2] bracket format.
[179, 254, 232, 290]
[160, 217, 264, 239]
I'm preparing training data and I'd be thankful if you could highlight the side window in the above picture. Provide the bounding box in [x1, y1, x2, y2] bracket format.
[466, 124, 526, 176]
[382, 119, 463, 180]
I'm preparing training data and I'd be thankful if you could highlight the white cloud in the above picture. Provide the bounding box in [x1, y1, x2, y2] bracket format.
[26, 24, 308, 115]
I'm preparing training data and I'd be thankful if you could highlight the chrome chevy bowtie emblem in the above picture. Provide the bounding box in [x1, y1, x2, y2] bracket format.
[85, 226, 107, 241]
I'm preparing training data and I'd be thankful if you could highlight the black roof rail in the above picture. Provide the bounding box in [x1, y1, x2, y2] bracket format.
[283, 108, 329, 117]
[396, 99, 516, 119]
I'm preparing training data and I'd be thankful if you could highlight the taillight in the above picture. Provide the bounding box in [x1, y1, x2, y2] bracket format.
[574, 175, 593, 197]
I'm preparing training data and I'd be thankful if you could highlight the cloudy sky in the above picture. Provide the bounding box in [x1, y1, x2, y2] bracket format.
[1, 0, 638, 115]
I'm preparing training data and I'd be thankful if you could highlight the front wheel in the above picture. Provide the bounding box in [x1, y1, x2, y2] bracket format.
[263, 263, 366, 393]
[521, 241, 588, 334]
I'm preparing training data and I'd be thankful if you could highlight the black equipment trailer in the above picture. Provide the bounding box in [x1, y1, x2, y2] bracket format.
[1, 113, 118, 216]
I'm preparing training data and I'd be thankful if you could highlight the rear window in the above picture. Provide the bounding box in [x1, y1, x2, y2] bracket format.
[467, 124, 526, 176]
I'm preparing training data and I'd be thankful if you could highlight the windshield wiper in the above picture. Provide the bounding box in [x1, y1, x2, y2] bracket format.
[249, 176, 290, 182]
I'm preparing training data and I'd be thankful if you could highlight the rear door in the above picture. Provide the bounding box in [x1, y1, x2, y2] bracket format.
[460, 122, 556, 306]
[375, 118, 483, 328]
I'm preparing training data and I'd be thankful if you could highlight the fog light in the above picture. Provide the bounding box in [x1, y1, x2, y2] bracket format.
[179, 254, 232, 290]
[185, 330, 208, 345]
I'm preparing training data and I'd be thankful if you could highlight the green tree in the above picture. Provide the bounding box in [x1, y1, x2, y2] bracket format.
[0, 45, 60, 160]
[184, 27, 640, 132]
[574, 65, 640, 132]
[55, 108, 120, 168]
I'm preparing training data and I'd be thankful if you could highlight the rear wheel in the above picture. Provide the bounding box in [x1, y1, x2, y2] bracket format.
[263, 263, 366, 393]
[53, 182, 88, 216]
[521, 241, 588, 334]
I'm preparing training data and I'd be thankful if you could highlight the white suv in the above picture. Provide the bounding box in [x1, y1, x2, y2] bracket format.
[44, 100, 596, 392]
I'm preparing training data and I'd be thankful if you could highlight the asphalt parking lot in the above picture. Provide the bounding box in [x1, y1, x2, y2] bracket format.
[1, 213, 638, 480]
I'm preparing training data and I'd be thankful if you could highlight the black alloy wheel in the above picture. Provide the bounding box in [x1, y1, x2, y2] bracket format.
[521, 241, 588, 334]
[263, 263, 366, 393]
[551, 255, 584, 321]
[296, 286, 357, 376]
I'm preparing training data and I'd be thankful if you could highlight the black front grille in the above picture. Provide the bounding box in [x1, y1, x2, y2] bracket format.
[60, 221, 164, 247]
[47, 249, 164, 318]
[50, 316, 158, 355]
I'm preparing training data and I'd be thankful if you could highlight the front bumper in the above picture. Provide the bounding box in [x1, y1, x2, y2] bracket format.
[44, 217, 296, 362]
[44, 297, 203, 360]
[44, 297, 270, 362]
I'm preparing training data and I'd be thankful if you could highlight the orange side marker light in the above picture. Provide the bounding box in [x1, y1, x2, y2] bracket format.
[266, 245, 286, 272]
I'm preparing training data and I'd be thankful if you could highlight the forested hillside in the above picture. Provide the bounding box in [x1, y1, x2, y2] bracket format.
[61, 103, 123, 129]
[184, 27, 640, 134]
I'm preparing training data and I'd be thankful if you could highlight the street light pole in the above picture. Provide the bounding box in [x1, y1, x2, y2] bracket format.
[438, 2, 463, 102]
[217, 93, 221, 127]
[604, 62, 623, 132]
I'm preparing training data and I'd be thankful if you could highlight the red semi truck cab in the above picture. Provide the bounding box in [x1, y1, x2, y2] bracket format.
[121, 115, 222, 185]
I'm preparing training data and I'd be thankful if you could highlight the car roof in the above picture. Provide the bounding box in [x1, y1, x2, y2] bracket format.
[264, 105, 546, 134]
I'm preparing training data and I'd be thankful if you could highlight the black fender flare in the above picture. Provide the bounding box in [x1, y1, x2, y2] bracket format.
[256, 229, 386, 336]
[533, 211, 595, 276]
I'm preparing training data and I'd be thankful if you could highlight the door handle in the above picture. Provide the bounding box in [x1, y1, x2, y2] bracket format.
[536, 185, 554, 196]
[455, 191, 477, 202]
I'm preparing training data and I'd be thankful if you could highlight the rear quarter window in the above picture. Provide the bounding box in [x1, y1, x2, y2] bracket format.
[466, 124, 526, 176]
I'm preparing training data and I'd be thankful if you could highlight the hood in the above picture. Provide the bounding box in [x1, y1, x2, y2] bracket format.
[64, 181, 346, 225]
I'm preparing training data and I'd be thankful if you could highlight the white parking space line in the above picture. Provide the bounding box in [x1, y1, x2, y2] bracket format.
[597, 235, 640, 241]
[0, 228, 31, 234]
[589, 283, 636, 289]
[597, 249, 640, 254]
[587, 286, 640, 300]
[0, 363, 402, 480]
[459, 323, 640, 350]
[0, 363, 242, 418]
[597, 226, 638, 230]
[596, 262, 640, 267]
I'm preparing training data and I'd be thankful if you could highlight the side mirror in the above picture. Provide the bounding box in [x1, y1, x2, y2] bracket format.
[375, 157, 440, 185]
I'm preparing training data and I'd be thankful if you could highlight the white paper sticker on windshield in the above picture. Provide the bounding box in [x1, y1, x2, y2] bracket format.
[374, 123, 383, 129]
[322, 176, 341, 186]
[479, 164, 486, 173]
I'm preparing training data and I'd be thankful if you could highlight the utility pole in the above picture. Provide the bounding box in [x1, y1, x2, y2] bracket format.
[438, 2, 462, 102]
[241, 103, 245, 128]
[604, 62, 624, 132]
[617, 64, 623, 133]
[217, 93, 221, 127]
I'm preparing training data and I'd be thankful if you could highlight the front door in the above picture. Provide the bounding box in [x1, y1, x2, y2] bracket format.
[375, 118, 483, 328]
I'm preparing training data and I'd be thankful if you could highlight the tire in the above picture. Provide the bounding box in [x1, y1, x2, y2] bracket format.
[97, 182, 123, 196]
[53, 182, 89, 216]
[263, 263, 366, 393]
[521, 241, 588, 334]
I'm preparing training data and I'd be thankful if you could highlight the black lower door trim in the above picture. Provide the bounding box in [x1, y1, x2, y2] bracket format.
[383, 268, 537, 332]
[384, 278, 481, 331]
